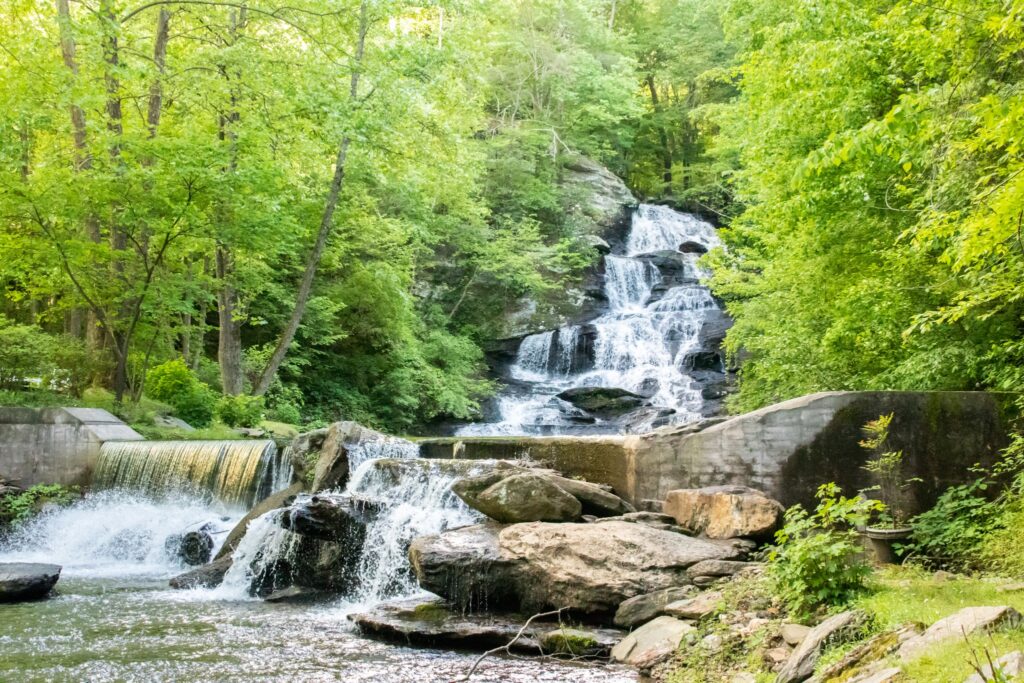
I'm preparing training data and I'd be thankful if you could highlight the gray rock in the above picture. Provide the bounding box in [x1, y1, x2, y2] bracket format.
[0, 562, 61, 602]
[899, 606, 1022, 661]
[153, 414, 195, 431]
[217, 482, 304, 560]
[556, 387, 646, 418]
[538, 627, 623, 657]
[549, 475, 635, 517]
[264, 585, 327, 603]
[411, 520, 744, 618]
[664, 485, 784, 540]
[663, 591, 722, 620]
[964, 651, 1024, 683]
[777, 610, 866, 683]
[847, 669, 903, 683]
[582, 234, 612, 254]
[686, 560, 757, 578]
[781, 623, 811, 646]
[614, 586, 698, 628]
[611, 616, 695, 668]
[169, 555, 232, 589]
[474, 473, 582, 523]
[282, 428, 328, 482]
[808, 624, 920, 683]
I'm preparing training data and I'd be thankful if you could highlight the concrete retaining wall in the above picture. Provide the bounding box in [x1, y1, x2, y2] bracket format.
[0, 408, 143, 487]
[419, 391, 1014, 511]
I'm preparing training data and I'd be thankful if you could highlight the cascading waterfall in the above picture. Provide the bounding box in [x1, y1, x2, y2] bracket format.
[217, 438, 481, 605]
[459, 203, 726, 435]
[95, 440, 287, 508]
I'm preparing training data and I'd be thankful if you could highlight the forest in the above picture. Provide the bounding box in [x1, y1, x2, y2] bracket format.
[1, 0, 1022, 433]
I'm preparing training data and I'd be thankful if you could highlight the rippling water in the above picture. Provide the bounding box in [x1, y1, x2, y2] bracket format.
[0, 493, 636, 683]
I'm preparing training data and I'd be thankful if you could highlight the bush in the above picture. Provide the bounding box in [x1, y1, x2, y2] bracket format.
[215, 394, 264, 428]
[905, 479, 1003, 570]
[768, 483, 882, 620]
[0, 483, 80, 528]
[145, 359, 215, 427]
[0, 318, 56, 390]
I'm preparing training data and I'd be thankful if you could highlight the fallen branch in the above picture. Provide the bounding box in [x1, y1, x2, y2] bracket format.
[454, 607, 568, 681]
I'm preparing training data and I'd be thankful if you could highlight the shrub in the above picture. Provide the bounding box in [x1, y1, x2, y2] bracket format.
[768, 483, 882, 620]
[215, 394, 264, 428]
[145, 360, 215, 427]
[905, 479, 1003, 570]
[0, 483, 80, 527]
[0, 318, 55, 390]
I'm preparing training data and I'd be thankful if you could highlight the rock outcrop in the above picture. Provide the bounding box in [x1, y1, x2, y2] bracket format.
[898, 606, 1022, 661]
[663, 486, 784, 540]
[0, 562, 61, 602]
[777, 610, 866, 683]
[410, 520, 744, 617]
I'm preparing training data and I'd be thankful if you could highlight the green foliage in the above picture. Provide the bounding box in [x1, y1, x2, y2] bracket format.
[709, 0, 1024, 410]
[905, 480, 1004, 571]
[768, 483, 881, 620]
[145, 360, 214, 428]
[859, 413, 919, 527]
[0, 317, 55, 390]
[0, 484, 79, 528]
[214, 394, 265, 429]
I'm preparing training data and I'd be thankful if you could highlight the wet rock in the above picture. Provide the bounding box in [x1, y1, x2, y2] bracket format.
[0, 562, 61, 602]
[169, 555, 232, 589]
[349, 595, 602, 652]
[167, 530, 214, 566]
[663, 485, 784, 540]
[217, 482, 304, 560]
[678, 240, 708, 254]
[276, 495, 370, 544]
[663, 591, 722, 621]
[283, 428, 328, 482]
[409, 523, 518, 612]
[614, 586, 698, 628]
[556, 387, 646, 418]
[582, 234, 612, 254]
[473, 473, 582, 523]
[899, 606, 1022, 661]
[611, 616, 695, 668]
[777, 610, 866, 683]
[264, 585, 327, 603]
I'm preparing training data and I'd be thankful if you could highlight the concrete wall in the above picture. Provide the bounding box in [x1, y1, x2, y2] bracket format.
[0, 408, 143, 487]
[419, 391, 1014, 511]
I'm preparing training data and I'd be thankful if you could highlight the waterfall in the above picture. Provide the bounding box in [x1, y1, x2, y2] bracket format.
[0, 491, 239, 578]
[458, 203, 727, 436]
[95, 440, 284, 509]
[217, 439, 482, 605]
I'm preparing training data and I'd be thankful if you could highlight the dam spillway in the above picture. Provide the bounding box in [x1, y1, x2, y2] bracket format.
[94, 440, 288, 509]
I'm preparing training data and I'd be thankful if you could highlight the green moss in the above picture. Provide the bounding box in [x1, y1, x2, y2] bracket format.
[542, 628, 599, 654]
[409, 601, 451, 623]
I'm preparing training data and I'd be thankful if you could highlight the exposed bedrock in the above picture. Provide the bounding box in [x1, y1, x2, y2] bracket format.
[0, 562, 62, 603]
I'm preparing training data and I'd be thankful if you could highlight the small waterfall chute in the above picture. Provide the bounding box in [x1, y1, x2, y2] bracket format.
[94, 440, 285, 509]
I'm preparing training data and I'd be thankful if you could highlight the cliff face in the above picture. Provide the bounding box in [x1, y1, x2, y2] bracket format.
[495, 153, 637, 341]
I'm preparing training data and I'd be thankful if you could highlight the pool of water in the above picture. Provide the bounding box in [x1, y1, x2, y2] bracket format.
[0, 577, 637, 683]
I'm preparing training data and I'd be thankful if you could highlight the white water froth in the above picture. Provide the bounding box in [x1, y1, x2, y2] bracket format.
[0, 491, 239, 578]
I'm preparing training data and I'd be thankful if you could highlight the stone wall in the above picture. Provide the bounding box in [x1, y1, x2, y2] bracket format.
[0, 408, 143, 487]
[421, 391, 1014, 511]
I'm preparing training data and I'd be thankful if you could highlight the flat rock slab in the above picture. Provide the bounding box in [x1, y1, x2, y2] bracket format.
[0, 562, 61, 602]
[614, 586, 698, 628]
[663, 591, 722, 621]
[899, 606, 1022, 661]
[349, 596, 623, 653]
[964, 650, 1024, 683]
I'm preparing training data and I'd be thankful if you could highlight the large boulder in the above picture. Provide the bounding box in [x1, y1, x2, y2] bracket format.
[0, 563, 61, 602]
[409, 523, 519, 612]
[663, 485, 784, 540]
[410, 520, 745, 618]
[216, 482, 304, 560]
[472, 473, 582, 524]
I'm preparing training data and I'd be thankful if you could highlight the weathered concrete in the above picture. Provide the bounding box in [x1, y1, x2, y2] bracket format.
[0, 408, 142, 487]
[421, 391, 1012, 511]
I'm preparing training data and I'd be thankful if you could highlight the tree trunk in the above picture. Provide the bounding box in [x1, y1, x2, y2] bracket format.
[254, 0, 369, 396]
[646, 75, 673, 189]
[216, 245, 244, 395]
[147, 10, 171, 139]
